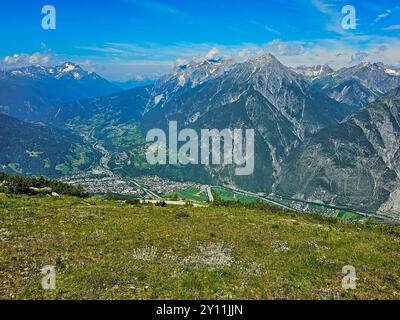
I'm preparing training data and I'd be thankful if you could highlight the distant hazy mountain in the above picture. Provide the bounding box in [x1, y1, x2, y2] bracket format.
[277, 87, 400, 217]
[113, 78, 156, 90]
[0, 113, 96, 177]
[312, 62, 400, 109]
[292, 64, 334, 80]
[48, 58, 238, 126]
[49, 85, 152, 127]
[0, 62, 121, 120]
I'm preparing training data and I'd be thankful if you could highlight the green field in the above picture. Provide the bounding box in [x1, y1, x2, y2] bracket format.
[213, 187, 258, 203]
[336, 210, 364, 221]
[164, 187, 208, 202]
[1, 194, 399, 300]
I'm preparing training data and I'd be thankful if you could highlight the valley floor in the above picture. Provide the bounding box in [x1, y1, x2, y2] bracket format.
[0, 194, 399, 300]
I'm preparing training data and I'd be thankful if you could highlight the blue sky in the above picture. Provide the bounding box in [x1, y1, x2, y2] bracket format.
[1, 0, 399, 80]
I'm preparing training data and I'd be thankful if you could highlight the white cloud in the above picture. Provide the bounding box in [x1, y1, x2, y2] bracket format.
[374, 9, 391, 24]
[266, 40, 305, 56]
[204, 48, 219, 60]
[310, 0, 347, 35]
[89, 61, 172, 81]
[376, 45, 388, 53]
[66, 37, 400, 80]
[134, 74, 144, 80]
[237, 48, 251, 61]
[76, 60, 96, 72]
[264, 25, 281, 35]
[350, 52, 369, 64]
[374, 9, 391, 23]
[271, 38, 400, 69]
[384, 25, 400, 31]
[373, 6, 400, 25]
[311, 0, 335, 14]
[132, 0, 184, 16]
[3, 52, 52, 67]
[174, 58, 187, 66]
[74, 45, 127, 54]
[250, 20, 281, 36]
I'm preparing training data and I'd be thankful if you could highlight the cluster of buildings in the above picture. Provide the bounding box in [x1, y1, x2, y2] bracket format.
[135, 175, 204, 195]
[61, 173, 144, 196]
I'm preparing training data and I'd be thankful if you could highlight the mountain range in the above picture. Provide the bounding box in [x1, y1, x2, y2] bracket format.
[1, 55, 400, 217]
[0, 62, 120, 120]
[292, 64, 334, 80]
[311, 62, 400, 109]
[112, 77, 156, 90]
[46, 54, 353, 191]
[277, 87, 400, 218]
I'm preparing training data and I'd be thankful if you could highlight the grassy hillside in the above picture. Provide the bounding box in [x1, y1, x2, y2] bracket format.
[0, 194, 399, 300]
[0, 113, 96, 177]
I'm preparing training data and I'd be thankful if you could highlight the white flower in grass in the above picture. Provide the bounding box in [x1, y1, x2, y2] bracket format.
[132, 246, 158, 261]
[184, 243, 234, 269]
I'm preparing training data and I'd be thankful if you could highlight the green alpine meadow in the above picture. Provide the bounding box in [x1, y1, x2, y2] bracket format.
[1, 191, 399, 300]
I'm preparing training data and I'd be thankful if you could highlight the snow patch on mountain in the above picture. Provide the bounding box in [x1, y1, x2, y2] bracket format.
[8, 62, 92, 81]
[154, 94, 164, 105]
[292, 65, 334, 80]
[385, 68, 400, 76]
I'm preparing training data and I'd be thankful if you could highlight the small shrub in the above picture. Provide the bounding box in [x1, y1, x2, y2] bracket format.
[177, 212, 190, 218]
[0, 172, 88, 198]
[155, 200, 166, 207]
[126, 198, 140, 205]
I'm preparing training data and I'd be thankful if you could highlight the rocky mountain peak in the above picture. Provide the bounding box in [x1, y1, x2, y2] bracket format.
[249, 52, 282, 68]
[149, 57, 236, 107]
